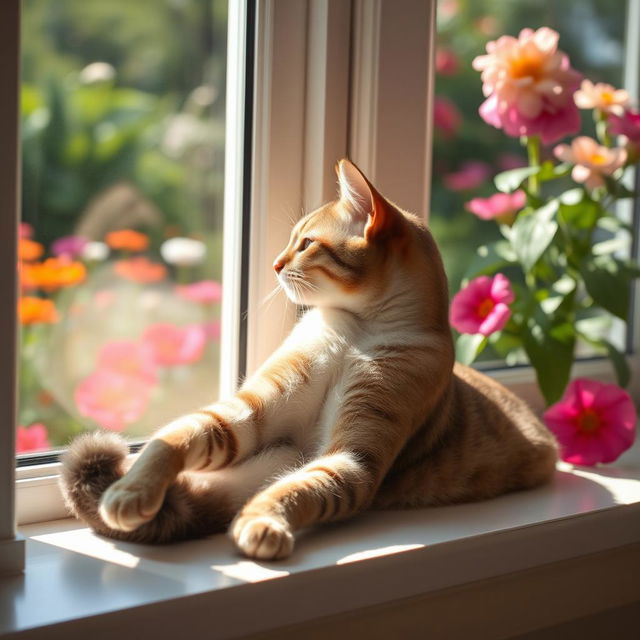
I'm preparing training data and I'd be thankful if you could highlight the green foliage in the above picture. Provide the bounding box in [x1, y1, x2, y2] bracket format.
[455, 143, 640, 405]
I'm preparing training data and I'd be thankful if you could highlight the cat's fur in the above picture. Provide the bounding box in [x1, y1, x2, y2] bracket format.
[60, 159, 558, 559]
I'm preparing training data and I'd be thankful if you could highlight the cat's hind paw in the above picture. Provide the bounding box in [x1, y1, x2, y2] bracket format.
[230, 514, 294, 560]
[99, 479, 165, 532]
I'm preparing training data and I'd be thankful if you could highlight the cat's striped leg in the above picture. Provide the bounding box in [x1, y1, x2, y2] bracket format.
[230, 449, 379, 560]
[98, 349, 317, 533]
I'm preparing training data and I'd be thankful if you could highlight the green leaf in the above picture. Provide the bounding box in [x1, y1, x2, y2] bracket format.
[558, 192, 601, 229]
[580, 255, 630, 320]
[455, 333, 487, 366]
[604, 341, 631, 387]
[508, 200, 559, 272]
[494, 166, 540, 193]
[597, 216, 633, 234]
[463, 241, 516, 281]
[522, 315, 575, 406]
[604, 176, 636, 199]
[576, 330, 630, 388]
[538, 161, 571, 181]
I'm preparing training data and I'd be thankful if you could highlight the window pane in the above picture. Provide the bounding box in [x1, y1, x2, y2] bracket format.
[432, 0, 627, 366]
[17, 0, 229, 457]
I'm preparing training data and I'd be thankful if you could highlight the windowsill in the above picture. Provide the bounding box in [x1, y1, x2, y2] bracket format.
[3, 447, 640, 639]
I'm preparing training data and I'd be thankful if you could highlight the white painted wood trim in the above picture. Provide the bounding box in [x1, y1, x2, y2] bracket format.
[219, 0, 251, 397]
[349, 0, 437, 220]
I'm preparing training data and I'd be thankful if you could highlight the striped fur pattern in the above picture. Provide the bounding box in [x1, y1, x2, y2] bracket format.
[60, 159, 558, 559]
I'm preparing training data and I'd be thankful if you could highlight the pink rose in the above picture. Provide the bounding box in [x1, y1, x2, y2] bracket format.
[16, 423, 51, 453]
[472, 28, 582, 144]
[465, 190, 526, 223]
[443, 161, 491, 191]
[450, 273, 514, 336]
[142, 323, 207, 366]
[544, 379, 636, 466]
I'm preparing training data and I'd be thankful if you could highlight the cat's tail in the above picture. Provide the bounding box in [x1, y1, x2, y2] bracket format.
[60, 431, 229, 544]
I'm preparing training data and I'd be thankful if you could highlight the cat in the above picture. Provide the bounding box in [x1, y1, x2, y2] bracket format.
[60, 159, 558, 560]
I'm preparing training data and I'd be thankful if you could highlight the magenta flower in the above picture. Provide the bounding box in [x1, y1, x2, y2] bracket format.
[142, 323, 207, 366]
[609, 109, 640, 148]
[75, 370, 153, 431]
[16, 423, 51, 453]
[434, 96, 462, 138]
[176, 280, 223, 305]
[472, 28, 582, 144]
[435, 47, 459, 76]
[465, 190, 526, 223]
[443, 161, 491, 191]
[450, 273, 514, 336]
[97, 340, 158, 384]
[543, 379, 636, 466]
[51, 235, 89, 259]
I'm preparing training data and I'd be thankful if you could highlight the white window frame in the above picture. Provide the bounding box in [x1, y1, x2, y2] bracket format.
[4, 0, 640, 573]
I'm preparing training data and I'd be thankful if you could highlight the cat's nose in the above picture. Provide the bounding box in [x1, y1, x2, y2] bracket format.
[273, 257, 285, 274]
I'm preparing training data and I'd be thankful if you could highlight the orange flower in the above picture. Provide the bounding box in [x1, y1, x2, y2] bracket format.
[105, 229, 149, 252]
[114, 257, 167, 283]
[21, 258, 87, 291]
[18, 297, 59, 324]
[19, 238, 44, 262]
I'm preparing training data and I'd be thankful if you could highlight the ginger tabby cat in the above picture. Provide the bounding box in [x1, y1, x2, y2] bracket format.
[61, 159, 558, 560]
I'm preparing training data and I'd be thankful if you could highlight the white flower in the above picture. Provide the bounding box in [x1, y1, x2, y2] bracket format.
[82, 241, 109, 262]
[160, 237, 207, 267]
[79, 62, 116, 85]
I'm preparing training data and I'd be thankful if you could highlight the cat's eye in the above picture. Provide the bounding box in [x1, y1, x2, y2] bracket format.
[298, 237, 313, 252]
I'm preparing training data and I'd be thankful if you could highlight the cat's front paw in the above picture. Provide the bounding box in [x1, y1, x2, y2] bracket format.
[99, 478, 166, 532]
[230, 513, 294, 560]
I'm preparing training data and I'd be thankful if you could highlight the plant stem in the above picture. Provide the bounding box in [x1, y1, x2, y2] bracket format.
[526, 135, 541, 196]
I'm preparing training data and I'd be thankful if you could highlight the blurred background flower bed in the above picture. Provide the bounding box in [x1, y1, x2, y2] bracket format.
[17, 0, 228, 454]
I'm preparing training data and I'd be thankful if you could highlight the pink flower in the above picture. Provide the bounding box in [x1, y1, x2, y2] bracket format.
[142, 323, 207, 366]
[19, 222, 34, 239]
[450, 273, 514, 336]
[574, 79, 629, 115]
[443, 161, 491, 191]
[609, 109, 640, 147]
[176, 280, 222, 305]
[435, 48, 459, 75]
[433, 96, 462, 138]
[97, 340, 158, 384]
[51, 235, 88, 259]
[202, 320, 221, 341]
[543, 379, 636, 466]
[472, 28, 582, 144]
[553, 136, 627, 190]
[75, 370, 153, 431]
[465, 190, 526, 223]
[16, 423, 51, 453]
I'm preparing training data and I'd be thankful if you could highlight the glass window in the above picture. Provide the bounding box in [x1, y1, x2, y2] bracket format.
[17, 0, 229, 459]
[431, 0, 628, 366]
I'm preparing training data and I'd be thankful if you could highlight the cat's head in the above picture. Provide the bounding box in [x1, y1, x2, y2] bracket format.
[273, 159, 448, 323]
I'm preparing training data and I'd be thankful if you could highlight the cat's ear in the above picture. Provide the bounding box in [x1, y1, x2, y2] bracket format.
[336, 159, 396, 241]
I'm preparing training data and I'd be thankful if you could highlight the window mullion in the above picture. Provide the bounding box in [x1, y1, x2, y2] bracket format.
[0, 0, 25, 575]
